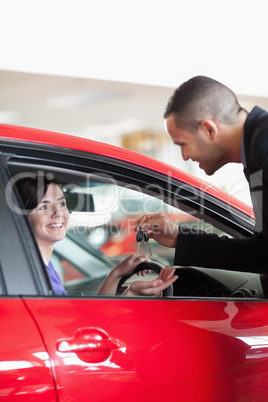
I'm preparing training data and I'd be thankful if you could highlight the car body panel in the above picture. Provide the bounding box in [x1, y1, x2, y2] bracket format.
[0, 299, 57, 401]
[24, 297, 268, 402]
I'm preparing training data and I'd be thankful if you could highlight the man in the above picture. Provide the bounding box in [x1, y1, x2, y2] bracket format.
[136, 76, 268, 274]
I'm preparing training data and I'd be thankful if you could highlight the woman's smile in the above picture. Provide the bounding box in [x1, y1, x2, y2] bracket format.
[47, 222, 64, 229]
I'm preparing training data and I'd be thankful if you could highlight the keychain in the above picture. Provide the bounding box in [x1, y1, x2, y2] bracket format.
[136, 229, 152, 256]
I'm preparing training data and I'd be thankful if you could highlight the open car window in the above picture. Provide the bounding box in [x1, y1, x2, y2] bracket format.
[6, 155, 265, 300]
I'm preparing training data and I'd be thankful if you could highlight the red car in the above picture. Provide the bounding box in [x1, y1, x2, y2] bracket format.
[0, 123, 267, 402]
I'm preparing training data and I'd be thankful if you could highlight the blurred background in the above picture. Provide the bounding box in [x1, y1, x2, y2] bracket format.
[1, 0, 268, 206]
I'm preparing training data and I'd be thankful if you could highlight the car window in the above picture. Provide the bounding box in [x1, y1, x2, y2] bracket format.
[6, 156, 262, 300]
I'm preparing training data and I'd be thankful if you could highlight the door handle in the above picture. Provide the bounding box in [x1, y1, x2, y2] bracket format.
[57, 327, 124, 364]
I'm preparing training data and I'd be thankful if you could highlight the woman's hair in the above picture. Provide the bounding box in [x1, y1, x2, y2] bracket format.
[15, 176, 58, 213]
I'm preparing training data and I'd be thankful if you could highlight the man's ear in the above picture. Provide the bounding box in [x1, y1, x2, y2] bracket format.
[199, 119, 218, 140]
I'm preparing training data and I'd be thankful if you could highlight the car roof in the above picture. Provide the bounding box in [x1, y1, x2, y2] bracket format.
[0, 123, 254, 218]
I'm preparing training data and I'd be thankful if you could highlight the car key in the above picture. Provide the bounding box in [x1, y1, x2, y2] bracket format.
[143, 230, 152, 256]
[136, 230, 143, 256]
[136, 230, 152, 256]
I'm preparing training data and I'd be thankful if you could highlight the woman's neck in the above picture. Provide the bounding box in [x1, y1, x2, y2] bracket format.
[39, 244, 54, 264]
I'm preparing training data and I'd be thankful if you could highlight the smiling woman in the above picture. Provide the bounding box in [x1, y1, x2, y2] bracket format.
[27, 183, 69, 260]
[15, 177, 70, 295]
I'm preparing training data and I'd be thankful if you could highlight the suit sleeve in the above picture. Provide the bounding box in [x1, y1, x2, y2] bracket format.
[174, 229, 268, 275]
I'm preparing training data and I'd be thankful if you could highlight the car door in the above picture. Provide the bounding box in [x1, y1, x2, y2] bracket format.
[0, 161, 57, 401]
[3, 144, 268, 402]
[22, 296, 268, 402]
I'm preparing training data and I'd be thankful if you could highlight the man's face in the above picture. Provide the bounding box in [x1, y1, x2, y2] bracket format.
[165, 114, 225, 176]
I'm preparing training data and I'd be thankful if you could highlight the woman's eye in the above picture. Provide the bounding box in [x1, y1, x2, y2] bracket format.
[59, 201, 66, 207]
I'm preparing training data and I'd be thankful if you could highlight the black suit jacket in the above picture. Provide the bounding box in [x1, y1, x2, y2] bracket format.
[174, 106, 268, 274]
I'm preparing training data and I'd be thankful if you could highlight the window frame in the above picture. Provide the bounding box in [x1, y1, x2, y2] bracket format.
[0, 139, 256, 297]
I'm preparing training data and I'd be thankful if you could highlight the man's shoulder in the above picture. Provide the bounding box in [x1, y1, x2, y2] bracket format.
[244, 106, 268, 142]
[243, 107, 268, 170]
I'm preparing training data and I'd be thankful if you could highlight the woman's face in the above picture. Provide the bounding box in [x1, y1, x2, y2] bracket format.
[28, 182, 69, 248]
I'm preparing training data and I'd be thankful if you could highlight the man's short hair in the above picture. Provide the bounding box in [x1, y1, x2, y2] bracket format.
[164, 76, 245, 132]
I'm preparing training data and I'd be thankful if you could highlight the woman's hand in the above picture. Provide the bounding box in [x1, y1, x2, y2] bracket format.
[123, 266, 178, 296]
[112, 254, 148, 277]
[98, 254, 147, 295]
[135, 214, 178, 248]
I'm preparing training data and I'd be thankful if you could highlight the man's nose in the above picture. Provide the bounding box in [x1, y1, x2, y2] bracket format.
[181, 148, 189, 161]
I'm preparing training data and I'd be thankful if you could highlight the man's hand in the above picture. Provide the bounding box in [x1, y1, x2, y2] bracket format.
[135, 214, 178, 248]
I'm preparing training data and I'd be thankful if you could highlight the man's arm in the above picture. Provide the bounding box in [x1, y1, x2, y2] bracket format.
[175, 228, 268, 275]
